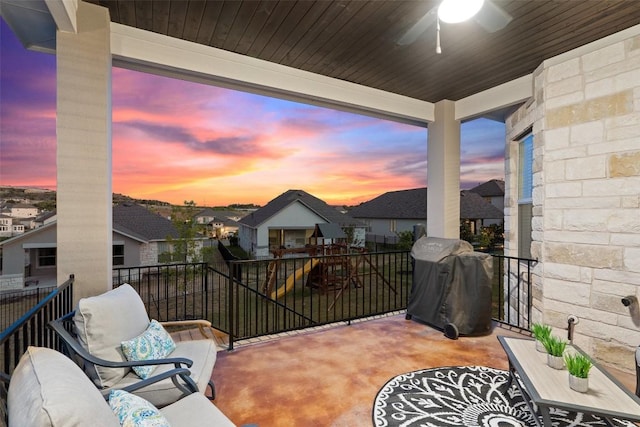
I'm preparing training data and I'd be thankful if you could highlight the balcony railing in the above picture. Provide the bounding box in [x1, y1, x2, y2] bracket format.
[0, 285, 57, 333]
[225, 250, 412, 349]
[0, 275, 74, 425]
[112, 250, 535, 349]
[112, 251, 413, 350]
[492, 254, 537, 330]
[0, 251, 534, 424]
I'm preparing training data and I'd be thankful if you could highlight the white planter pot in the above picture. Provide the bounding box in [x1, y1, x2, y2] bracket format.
[547, 354, 564, 370]
[535, 339, 546, 353]
[569, 374, 589, 392]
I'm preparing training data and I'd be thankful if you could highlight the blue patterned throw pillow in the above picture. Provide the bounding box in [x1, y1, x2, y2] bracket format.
[121, 319, 176, 379]
[109, 389, 171, 427]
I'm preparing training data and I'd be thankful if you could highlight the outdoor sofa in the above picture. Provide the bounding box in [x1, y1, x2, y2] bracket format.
[6, 346, 235, 426]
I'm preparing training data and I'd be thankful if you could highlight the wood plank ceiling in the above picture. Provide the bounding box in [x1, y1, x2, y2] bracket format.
[83, 0, 640, 103]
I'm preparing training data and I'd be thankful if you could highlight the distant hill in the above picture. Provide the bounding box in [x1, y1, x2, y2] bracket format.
[0, 186, 252, 213]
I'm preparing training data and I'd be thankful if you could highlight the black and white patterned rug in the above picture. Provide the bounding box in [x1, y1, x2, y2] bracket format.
[372, 366, 635, 427]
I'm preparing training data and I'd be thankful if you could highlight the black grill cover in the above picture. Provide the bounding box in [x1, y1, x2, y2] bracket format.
[407, 236, 493, 336]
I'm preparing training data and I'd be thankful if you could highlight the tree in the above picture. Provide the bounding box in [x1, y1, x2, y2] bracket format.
[164, 201, 200, 262]
[396, 231, 414, 251]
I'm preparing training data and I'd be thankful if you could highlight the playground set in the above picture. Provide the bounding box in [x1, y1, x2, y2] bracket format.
[261, 242, 397, 310]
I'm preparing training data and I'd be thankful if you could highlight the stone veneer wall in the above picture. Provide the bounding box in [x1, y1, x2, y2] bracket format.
[140, 243, 158, 266]
[0, 274, 25, 291]
[505, 27, 640, 372]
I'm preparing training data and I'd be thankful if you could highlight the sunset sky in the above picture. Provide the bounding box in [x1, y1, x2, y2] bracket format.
[0, 19, 505, 207]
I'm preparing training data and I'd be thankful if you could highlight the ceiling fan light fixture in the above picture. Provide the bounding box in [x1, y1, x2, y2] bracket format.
[438, 0, 485, 24]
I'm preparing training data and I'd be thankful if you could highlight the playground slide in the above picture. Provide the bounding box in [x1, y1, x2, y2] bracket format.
[270, 259, 319, 300]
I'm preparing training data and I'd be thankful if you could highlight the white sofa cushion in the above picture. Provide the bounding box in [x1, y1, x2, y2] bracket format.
[74, 284, 150, 388]
[7, 347, 120, 427]
[161, 393, 236, 427]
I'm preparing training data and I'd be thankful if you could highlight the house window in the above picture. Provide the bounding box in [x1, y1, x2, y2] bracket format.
[390, 219, 397, 233]
[37, 248, 56, 267]
[518, 133, 533, 258]
[113, 245, 124, 266]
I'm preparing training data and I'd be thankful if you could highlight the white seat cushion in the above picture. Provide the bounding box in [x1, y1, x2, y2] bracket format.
[111, 338, 218, 408]
[74, 284, 151, 388]
[8, 347, 120, 427]
[161, 393, 236, 427]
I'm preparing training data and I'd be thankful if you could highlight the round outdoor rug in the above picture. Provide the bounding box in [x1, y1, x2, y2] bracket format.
[372, 366, 636, 427]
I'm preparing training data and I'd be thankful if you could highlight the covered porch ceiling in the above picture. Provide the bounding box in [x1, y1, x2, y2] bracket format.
[80, 0, 640, 116]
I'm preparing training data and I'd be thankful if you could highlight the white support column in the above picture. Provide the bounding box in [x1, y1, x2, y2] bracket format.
[56, 2, 112, 302]
[427, 100, 461, 238]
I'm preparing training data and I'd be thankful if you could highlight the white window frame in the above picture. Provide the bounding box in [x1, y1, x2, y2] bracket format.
[518, 133, 533, 259]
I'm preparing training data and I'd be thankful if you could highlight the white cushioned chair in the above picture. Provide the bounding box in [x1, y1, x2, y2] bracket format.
[6, 346, 235, 427]
[49, 284, 218, 408]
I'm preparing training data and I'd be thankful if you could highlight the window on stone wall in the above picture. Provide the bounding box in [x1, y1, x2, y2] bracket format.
[113, 245, 124, 266]
[518, 133, 533, 258]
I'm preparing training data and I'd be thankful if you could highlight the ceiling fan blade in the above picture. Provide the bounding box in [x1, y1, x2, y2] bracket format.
[474, 0, 512, 32]
[396, 7, 438, 46]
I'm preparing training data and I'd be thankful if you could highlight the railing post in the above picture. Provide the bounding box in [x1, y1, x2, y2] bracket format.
[227, 262, 236, 351]
[204, 264, 209, 322]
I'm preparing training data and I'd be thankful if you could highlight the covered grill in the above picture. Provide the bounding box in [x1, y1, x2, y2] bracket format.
[406, 236, 493, 339]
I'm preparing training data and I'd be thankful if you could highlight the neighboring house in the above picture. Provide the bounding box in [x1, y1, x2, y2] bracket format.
[470, 179, 505, 212]
[459, 190, 504, 233]
[34, 211, 57, 228]
[194, 208, 241, 238]
[0, 203, 191, 291]
[0, 214, 25, 238]
[194, 208, 218, 225]
[349, 188, 503, 238]
[0, 214, 13, 238]
[8, 203, 39, 219]
[238, 189, 364, 258]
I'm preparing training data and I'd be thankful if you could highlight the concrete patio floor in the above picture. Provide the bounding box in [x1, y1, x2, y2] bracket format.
[202, 314, 636, 427]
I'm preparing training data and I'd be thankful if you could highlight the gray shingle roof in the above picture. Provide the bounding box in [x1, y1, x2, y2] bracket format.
[194, 208, 218, 218]
[349, 188, 427, 219]
[459, 190, 503, 219]
[112, 203, 179, 241]
[238, 189, 360, 228]
[350, 187, 503, 220]
[469, 179, 505, 197]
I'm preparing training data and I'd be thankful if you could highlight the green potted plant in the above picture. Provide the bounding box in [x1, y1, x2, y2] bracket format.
[531, 323, 552, 352]
[564, 353, 592, 392]
[542, 335, 567, 369]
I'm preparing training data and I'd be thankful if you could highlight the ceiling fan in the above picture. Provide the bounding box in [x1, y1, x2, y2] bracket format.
[397, 0, 513, 51]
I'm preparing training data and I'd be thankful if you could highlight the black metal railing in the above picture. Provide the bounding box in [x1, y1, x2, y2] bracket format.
[0, 251, 534, 425]
[113, 263, 214, 322]
[491, 254, 537, 330]
[112, 251, 534, 348]
[225, 250, 413, 349]
[0, 285, 57, 333]
[0, 275, 74, 425]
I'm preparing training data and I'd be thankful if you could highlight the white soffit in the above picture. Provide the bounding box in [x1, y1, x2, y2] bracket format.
[110, 23, 434, 127]
[454, 74, 533, 122]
